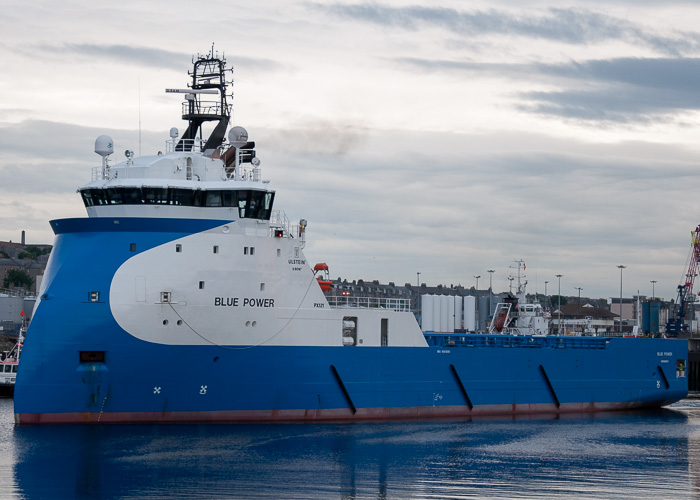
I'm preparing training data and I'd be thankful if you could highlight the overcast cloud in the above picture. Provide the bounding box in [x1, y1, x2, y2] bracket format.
[315, 4, 700, 56]
[1, 0, 700, 302]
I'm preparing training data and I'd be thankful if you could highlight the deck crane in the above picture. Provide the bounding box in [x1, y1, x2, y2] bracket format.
[666, 224, 700, 336]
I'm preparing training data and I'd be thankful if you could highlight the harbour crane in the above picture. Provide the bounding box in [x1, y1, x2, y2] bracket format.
[666, 224, 700, 336]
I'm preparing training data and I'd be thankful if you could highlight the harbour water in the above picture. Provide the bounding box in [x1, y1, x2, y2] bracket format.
[2, 398, 700, 498]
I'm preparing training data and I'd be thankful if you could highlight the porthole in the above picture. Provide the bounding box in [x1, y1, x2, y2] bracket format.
[163, 319, 169, 326]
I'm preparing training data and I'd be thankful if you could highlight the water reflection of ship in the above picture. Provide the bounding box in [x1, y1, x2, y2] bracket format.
[11, 408, 696, 498]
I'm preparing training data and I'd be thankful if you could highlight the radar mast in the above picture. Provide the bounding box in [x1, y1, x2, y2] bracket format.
[166, 47, 232, 153]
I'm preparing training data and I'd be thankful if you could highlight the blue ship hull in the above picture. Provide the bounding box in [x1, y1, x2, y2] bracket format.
[13, 218, 689, 424]
[14, 338, 689, 424]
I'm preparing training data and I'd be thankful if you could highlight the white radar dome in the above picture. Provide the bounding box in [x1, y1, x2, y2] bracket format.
[94, 135, 114, 157]
[169, 127, 179, 139]
[228, 126, 248, 147]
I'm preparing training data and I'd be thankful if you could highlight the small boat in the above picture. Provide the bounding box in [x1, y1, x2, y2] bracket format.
[0, 318, 24, 397]
[487, 261, 549, 336]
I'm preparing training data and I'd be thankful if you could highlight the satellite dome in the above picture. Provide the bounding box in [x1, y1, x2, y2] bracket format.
[228, 126, 248, 147]
[94, 135, 114, 157]
[169, 127, 179, 139]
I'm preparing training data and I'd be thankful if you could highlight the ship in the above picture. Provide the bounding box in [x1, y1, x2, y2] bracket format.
[0, 318, 24, 397]
[14, 49, 688, 424]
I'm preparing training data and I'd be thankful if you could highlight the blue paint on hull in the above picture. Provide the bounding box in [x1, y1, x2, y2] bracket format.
[14, 218, 689, 424]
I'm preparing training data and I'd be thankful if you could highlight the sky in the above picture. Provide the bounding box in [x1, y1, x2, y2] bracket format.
[1, 0, 700, 302]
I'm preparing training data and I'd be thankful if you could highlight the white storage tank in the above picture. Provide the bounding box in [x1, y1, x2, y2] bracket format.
[454, 296, 463, 331]
[432, 294, 441, 332]
[447, 296, 455, 333]
[439, 295, 449, 332]
[421, 294, 434, 332]
[464, 295, 476, 332]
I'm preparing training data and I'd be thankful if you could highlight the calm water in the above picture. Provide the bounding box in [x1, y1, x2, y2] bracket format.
[2, 399, 700, 499]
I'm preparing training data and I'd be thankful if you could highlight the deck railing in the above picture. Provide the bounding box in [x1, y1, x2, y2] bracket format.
[424, 333, 611, 349]
[326, 295, 411, 312]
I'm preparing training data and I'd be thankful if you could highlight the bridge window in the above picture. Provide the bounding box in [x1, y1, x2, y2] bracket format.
[121, 187, 142, 204]
[81, 190, 94, 206]
[143, 187, 169, 204]
[106, 188, 124, 205]
[80, 187, 275, 220]
[205, 190, 222, 207]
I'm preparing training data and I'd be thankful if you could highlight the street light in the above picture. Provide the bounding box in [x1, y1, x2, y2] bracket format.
[650, 280, 657, 300]
[544, 281, 549, 310]
[575, 287, 583, 316]
[417, 272, 421, 287]
[556, 274, 563, 334]
[474, 275, 481, 290]
[618, 265, 626, 334]
[487, 270, 495, 317]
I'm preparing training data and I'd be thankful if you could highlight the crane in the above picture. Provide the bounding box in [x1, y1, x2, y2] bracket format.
[666, 224, 700, 336]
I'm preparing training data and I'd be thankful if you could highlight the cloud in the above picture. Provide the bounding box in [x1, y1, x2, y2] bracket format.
[0, 119, 167, 194]
[313, 4, 700, 56]
[34, 44, 190, 71]
[31, 43, 285, 73]
[522, 58, 700, 122]
[393, 56, 700, 123]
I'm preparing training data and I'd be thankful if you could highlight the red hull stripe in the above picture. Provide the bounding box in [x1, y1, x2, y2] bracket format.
[15, 401, 672, 425]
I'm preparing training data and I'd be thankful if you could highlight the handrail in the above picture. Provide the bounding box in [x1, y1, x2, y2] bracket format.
[0, 288, 33, 298]
[326, 295, 411, 312]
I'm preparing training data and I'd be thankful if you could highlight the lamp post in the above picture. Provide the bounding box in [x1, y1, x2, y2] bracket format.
[417, 272, 421, 287]
[650, 280, 656, 300]
[474, 275, 481, 290]
[544, 280, 549, 310]
[618, 265, 626, 334]
[556, 274, 563, 334]
[575, 286, 583, 317]
[487, 270, 495, 318]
